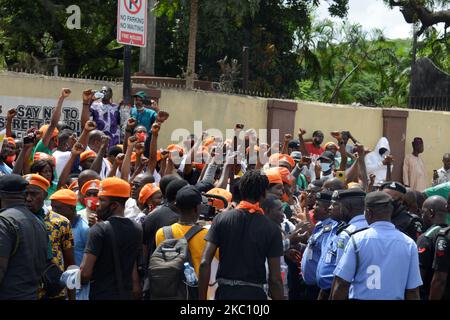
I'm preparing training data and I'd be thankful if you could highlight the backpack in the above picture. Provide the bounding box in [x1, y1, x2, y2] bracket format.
[148, 225, 204, 300]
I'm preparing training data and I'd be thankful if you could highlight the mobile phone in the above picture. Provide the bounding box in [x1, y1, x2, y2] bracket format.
[23, 134, 35, 145]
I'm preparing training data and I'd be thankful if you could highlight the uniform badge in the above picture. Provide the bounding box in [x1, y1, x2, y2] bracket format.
[324, 225, 331, 233]
[337, 239, 345, 249]
[437, 239, 447, 252]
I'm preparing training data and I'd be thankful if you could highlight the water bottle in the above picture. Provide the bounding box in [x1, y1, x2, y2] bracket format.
[183, 262, 198, 286]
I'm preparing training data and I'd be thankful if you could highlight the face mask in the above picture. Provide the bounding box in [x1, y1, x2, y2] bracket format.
[136, 132, 147, 143]
[6, 155, 16, 164]
[84, 197, 99, 212]
[321, 162, 332, 172]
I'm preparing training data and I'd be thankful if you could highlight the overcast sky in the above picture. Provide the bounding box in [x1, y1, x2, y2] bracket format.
[316, 0, 414, 39]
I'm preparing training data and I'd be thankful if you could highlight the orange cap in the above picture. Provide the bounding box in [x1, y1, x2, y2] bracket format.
[167, 144, 184, 156]
[130, 152, 137, 163]
[269, 153, 294, 169]
[275, 167, 295, 185]
[23, 174, 50, 191]
[68, 180, 79, 191]
[39, 124, 59, 138]
[206, 188, 232, 210]
[7, 137, 16, 148]
[264, 167, 283, 185]
[80, 150, 97, 162]
[80, 179, 101, 196]
[138, 183, 161, 205]
[98, 177, 130, 198]
[49, 189, 77, 206]
[34, 152, 56, 166]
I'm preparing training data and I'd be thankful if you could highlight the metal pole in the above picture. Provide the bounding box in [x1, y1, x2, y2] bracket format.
[123, 45, 132, 105]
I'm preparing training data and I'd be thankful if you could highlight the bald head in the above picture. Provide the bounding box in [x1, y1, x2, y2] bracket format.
[88, 130, 104, 153]
[131, 172, 155, 200]
[323, 178, 345, 192]
[78, 170, 100, 190]
[422, 195, 448, 228]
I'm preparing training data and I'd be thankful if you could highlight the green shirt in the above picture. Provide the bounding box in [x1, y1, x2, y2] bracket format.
[32, 139, 53, 159]
[76, 202, 86, 212]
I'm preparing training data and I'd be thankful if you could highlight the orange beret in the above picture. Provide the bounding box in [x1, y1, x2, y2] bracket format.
[34, 152, 56, 166]
[206, 188, 232, 210]
[138, 183, 161, 205]
[39, 124, 59, 138]
[80, 179, 101, 196]
[80, 150, 97, 163]
[68, 180, 79, 191]
[167, 144, 184, 156]
[23, 174, 50, 191]
[324, 142, 338, 150]
[49, 189, 77, 206]
[275, 167, 295, 185]
[7, 137, 16, 148]
[98, 177, 130, 198]
[264, 167, 283, 185]
[269, 153, 294, 169]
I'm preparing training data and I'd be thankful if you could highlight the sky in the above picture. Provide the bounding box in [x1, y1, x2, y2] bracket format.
[316, 0, 414, 39]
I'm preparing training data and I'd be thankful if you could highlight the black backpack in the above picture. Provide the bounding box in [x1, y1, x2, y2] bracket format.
[148, 225, 203, 300]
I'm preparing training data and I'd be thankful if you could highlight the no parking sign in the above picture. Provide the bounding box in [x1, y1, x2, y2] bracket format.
[117, 0, 147, 47]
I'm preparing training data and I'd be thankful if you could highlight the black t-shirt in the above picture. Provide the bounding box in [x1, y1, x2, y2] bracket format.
[205, 209, 283, 284]
[433, 232, 450, 299]
[0, 206, 48, 300]
[178, 168, 201, 185]
[142, 204, 179, 256]
[85, 216, 142, 300]
[417, 224, 447, 299]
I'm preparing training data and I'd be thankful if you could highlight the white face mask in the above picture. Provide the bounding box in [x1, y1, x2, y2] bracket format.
[321, 162, 332, 172]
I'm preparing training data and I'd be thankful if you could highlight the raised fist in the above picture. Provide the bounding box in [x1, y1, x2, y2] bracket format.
[72, 142, 85, 155]
[115, 153, 125, 165]
[7, 109, 17, 120]
[156, 111, 169, 123]
[152, 122, 161, 134]
[84, 120, 97, 132]
[101, 135, 111, 146]
[127, 118, 137, 129]
[284, 134, 293, 142]
[128, 135, 138, 148]
[61, 88, 71, 98]
[82, 89, 93, 104]
[298, 128, 307, 137]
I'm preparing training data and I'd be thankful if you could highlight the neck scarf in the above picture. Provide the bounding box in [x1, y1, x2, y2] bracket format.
[236, 201, 265, 215]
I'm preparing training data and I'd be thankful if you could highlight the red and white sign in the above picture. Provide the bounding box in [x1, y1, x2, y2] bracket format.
[117, 0, 147, 47]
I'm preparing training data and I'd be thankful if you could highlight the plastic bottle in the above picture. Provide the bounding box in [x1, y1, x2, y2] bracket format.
[183, 262, 198, 286]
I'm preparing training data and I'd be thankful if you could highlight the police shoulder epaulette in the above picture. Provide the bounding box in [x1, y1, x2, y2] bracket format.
[424, 225, 443, 238]
[336, 222, 348, 235]
[438, 226, 450, 237]
[349, 227, 369, 236]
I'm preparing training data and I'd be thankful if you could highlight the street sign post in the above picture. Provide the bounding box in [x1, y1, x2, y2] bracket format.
[117, 0, 147, 106]
[117, 0, 147, 47]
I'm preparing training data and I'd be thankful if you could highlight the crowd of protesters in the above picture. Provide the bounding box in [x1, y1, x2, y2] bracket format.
[0, 86, 449, 301]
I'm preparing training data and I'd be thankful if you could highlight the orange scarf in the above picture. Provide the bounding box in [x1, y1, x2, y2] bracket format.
[236, 201, 265, 215]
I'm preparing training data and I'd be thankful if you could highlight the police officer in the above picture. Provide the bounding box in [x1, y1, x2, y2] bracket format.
[331, 192, 422, 300]
[0, 174, 48, 300]
[300, 191, 334, 300]
[315, 189, 348, 300]
[417, 196, 448, 299]
[381, 181, 423, 241]
[429, 224, 450, 299]
[332, 189, 369, 265]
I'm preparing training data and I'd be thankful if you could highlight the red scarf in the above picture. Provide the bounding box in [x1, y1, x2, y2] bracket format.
[236, 201, 265, 215]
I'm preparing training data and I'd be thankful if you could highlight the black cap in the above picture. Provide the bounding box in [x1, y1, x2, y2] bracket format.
[176, 185, 202, 210]
[365, 191, 393, 207]
[316, 191, 333, 202]
[318, 151, 335, 162]
[381, 181, 407, 194]
[0, 174, 29, 194]
[288, 140, 300, 148]
[332, 189, 366, 201]
[195, 181, 215, 193]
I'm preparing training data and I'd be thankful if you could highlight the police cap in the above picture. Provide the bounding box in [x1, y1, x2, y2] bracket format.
[316, 191, 333, 202]
[365, 191, 393, 208]
[380, 181, 407, 194]
[0, 174, 29, 194]
[331, 189, 366, 201]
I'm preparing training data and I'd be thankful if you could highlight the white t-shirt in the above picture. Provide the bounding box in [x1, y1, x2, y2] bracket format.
[53, 150, 72, 180]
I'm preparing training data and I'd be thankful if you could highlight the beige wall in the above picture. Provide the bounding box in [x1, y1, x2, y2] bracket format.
[405, 109, 450, 185]
[294, 100, 384, 151]
[0, 72, 122, 101]
[157, 88, 268, 147]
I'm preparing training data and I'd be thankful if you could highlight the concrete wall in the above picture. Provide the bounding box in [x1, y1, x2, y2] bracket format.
[157, 88, 268, 147]
[405, 109, 450, 182]
[294, 100, 384, 152]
